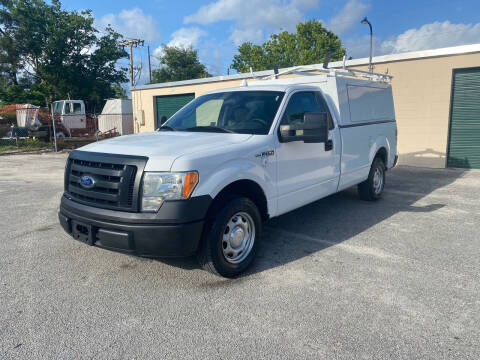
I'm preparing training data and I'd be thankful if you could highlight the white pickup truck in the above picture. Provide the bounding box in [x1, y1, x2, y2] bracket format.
[59, 69, 397, 277]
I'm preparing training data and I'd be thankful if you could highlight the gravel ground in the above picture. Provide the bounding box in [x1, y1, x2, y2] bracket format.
[1, 153, 479, 359]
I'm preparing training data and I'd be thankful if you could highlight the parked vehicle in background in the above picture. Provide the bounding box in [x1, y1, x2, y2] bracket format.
[2, 125, 69, 140]
[12, 103, 71, 141]
[29, 125, 69, 140]
[2, 127, 29, 139]
[52, 100, 87, 130]
[58, 67, 397, 277]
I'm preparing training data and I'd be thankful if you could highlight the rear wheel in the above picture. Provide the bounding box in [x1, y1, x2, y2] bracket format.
[358, 157, 386, 201]
[197, 197, 261, 278]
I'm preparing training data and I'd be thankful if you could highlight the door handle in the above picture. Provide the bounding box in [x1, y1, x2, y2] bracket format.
[325, 140, 333, 151]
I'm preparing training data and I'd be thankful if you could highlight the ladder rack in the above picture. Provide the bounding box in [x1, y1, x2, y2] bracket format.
[249, 64, 392, 83]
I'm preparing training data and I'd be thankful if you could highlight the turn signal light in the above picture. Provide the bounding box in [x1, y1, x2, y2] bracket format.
[183, 171, 199, 198]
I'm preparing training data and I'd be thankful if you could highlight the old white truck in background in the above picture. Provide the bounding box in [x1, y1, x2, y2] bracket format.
[59, 68, 397, 277]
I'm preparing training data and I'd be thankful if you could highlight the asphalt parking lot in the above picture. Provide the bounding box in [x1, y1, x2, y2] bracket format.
[1, 153, 479, 359]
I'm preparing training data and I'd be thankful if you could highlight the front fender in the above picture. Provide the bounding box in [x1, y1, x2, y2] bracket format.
[193, 158, 276, 216]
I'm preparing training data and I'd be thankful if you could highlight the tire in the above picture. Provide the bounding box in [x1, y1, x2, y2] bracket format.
[358, 157, 386, 201]
[197, 197, 262, 278]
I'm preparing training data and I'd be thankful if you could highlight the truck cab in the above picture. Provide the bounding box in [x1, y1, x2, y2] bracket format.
[53, 100, 86, 130]
[59, 70, 397, 277]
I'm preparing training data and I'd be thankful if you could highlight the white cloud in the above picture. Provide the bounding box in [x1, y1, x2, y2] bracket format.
[328, 0, 369, 35]
[381, 21, 480, 54]
[184, 0, 319, 45]
[167, 27, 207, 48]
[230, 28, 264, 45]
[152, 27, 207, 60]
[343, 20, 480, 60]
[97, 8, 161, 41]
[153, 46, 165, 58]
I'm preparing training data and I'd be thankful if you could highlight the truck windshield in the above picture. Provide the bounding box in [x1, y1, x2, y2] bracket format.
[164, 91, 285, 135]
[53, 102, 63, 114]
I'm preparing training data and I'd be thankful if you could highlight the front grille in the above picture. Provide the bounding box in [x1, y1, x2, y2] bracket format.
[64, 151, 147, 212]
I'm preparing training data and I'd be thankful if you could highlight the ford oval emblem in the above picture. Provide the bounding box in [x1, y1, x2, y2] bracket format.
[80, 175, 95, 189]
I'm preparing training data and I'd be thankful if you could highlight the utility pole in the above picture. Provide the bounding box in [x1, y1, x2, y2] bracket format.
[50, 102, 58, 152]
[119, 39, 144, 87]
[147, 45, 152, 83]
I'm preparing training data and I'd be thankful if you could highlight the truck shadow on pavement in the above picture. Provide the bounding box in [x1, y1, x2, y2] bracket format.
[246, 165, 466, 276]
[158, 165, 466, 277]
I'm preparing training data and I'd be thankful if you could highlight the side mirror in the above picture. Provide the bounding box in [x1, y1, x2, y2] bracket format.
[279, 112, 328, 143]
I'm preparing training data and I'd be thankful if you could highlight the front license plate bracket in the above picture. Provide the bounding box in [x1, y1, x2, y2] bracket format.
[71, 220, 94, 245]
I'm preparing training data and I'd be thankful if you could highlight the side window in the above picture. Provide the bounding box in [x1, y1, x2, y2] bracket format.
[315, 92, 335, 130]
[282, 91, 334, 130]
[282, 92, 322, 125]
[64, 103, 71, 114]
[72, 102, 82, 114]
[53, 102, 63, 114]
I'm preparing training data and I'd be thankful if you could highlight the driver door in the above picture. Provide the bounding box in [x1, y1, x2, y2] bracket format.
[274, 91, 340, 215]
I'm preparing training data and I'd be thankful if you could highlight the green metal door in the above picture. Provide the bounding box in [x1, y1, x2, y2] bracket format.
[447, 68, 480, 169]
[155, 93, 195, 127]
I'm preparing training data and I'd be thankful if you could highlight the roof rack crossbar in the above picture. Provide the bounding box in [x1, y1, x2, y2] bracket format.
[257, 65, 392, 82]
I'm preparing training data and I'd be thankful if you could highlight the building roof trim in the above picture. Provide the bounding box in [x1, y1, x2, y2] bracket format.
[132, 43, 480, 92]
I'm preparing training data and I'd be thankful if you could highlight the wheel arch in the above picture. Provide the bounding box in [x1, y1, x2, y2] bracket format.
[375, 147, 388, 165]
[206, 179, 269, 222]
[369, 135, 391, 168]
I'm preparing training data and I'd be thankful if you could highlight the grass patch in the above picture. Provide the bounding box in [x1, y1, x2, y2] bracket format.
[0, 138, 51, 153]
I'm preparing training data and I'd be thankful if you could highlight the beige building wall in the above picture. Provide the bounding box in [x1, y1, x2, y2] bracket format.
[132, 79, 248, 134]
[132, 51, 480, 168]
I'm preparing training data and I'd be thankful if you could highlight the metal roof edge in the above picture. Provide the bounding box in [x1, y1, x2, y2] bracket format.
[132, 43, 480, 92]
[131, 69, 277, 91]
[330, 43, 480, 68]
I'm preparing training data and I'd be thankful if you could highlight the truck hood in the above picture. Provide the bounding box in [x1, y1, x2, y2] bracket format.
[79, 131, 253, 170]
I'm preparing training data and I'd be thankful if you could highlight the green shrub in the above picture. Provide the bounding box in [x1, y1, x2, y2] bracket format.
[0, 138, 50, 152]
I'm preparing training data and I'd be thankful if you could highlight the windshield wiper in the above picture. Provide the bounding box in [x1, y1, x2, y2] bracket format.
[158, 125, 177, 131]
[185, 126, 235, 133]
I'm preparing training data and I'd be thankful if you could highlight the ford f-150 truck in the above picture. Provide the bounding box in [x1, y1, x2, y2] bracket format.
[59, 68, 397, 277]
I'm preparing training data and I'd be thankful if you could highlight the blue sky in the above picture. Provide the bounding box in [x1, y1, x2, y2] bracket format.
[62, 0, 480, 86]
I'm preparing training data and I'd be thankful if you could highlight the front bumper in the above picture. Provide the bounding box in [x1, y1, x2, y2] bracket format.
[58, 194, 212, 257]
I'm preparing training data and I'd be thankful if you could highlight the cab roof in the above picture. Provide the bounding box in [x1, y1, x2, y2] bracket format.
[205, 84, 321, 95]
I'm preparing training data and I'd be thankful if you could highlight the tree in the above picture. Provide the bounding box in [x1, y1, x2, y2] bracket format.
[151, 46, 211, 83]
[231, 20, 345, 73]
[112, 83, 127, 99]
[0, 0, 127, 110]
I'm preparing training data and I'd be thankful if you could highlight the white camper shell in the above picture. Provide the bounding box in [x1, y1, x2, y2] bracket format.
[98, 99, 134, 135]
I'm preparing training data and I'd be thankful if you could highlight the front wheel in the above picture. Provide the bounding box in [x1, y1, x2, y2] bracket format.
[197, 197, 262, 278]
[358, 157, 386, 201]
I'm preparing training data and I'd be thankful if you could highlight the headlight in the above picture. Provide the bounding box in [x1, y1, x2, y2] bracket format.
[141, 171, 199, 212]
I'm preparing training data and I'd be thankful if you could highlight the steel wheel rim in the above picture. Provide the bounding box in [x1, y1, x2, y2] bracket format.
[222, 212, 255, 264]
[373, 167, 384, 194]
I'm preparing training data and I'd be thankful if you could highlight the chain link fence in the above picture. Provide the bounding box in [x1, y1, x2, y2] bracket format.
[0, 137, 50, 151]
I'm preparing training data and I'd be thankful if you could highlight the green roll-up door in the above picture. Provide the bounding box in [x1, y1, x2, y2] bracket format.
[447, 68, 480, 169]
[155, 93, 195, 127]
